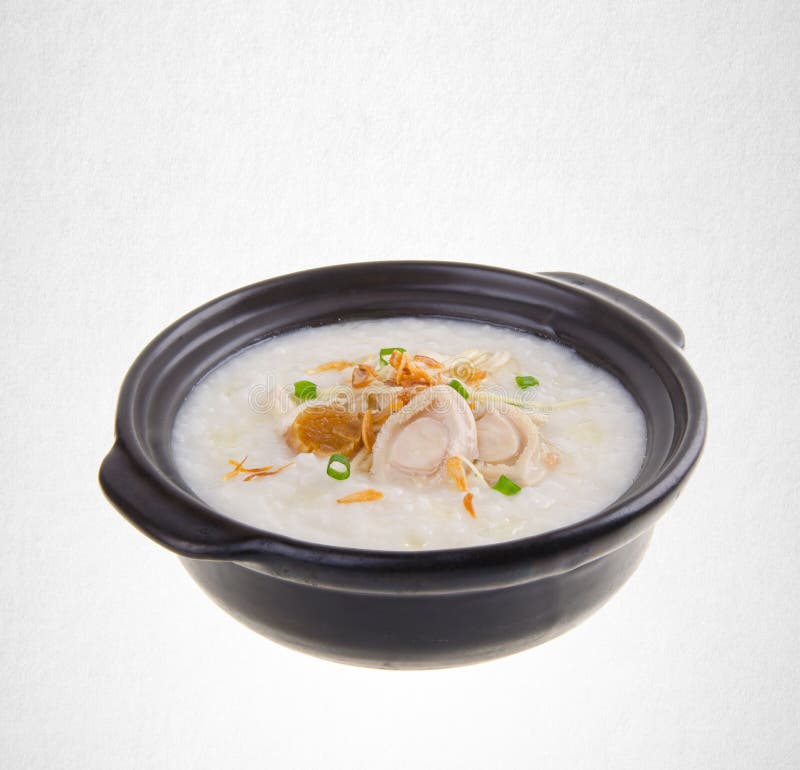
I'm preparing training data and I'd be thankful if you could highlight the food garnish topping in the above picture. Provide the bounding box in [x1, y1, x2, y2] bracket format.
[226, 345, 576, 517]
[224, 457, 294, 482]
[337, 489, 384, 504]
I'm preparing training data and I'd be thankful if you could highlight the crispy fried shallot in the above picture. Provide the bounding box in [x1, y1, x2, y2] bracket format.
[389, 350, 439, 387]
[224, 458, 294, 482]
[361, 409, 375, 452]
[243, 462, 294, 482]
[223, 457, 252, 480]
[413, 354, 444, 369]
[446, 456, 469, 492]
[466, 369, 488, 386]
[352, 364, 379, 389]
[336, 489, 384, 503]
[306, 360, 356, 374]
[462, 492, 476, 518]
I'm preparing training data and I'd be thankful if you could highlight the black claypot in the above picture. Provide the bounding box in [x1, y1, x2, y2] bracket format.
[99, 262, 706, 669]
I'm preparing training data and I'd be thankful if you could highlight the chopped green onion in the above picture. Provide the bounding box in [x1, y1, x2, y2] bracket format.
[515, 375, 540, 389]
[492, 475, 522, 495]
[448, 379, 470, 399]
[294, 380, 317, 400]
[326, 453, 351, 480]
[379, 347, 406, 366]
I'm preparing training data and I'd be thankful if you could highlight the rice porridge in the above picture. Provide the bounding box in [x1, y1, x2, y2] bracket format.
[172, 317, 646, 550]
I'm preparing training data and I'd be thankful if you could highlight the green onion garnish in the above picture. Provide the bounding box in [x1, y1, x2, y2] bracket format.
[515, 375, 540, 389]
[448, 379, 470, 399]
[493, 475, 522, 495]
[379, 347, 406, 366]
[326, 453, 351, 480]
[294, 380, 317, 401]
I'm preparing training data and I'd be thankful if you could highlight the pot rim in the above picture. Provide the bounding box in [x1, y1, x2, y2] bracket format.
[100, 261, 707, 593]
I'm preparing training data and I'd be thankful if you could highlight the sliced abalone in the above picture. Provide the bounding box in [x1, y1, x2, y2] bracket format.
[371, 385, 478, 481]
[475, 405, 547, 486]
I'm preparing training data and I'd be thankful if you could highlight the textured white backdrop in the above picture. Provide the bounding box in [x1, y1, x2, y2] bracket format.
[2, 2, 799, 768]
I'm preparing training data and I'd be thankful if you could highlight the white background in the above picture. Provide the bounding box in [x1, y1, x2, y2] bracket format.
[2, 2, 799, 768]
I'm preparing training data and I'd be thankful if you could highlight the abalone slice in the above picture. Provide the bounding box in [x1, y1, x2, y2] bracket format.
[475, 406, 546, 486]
[371, 385, 478, 480]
